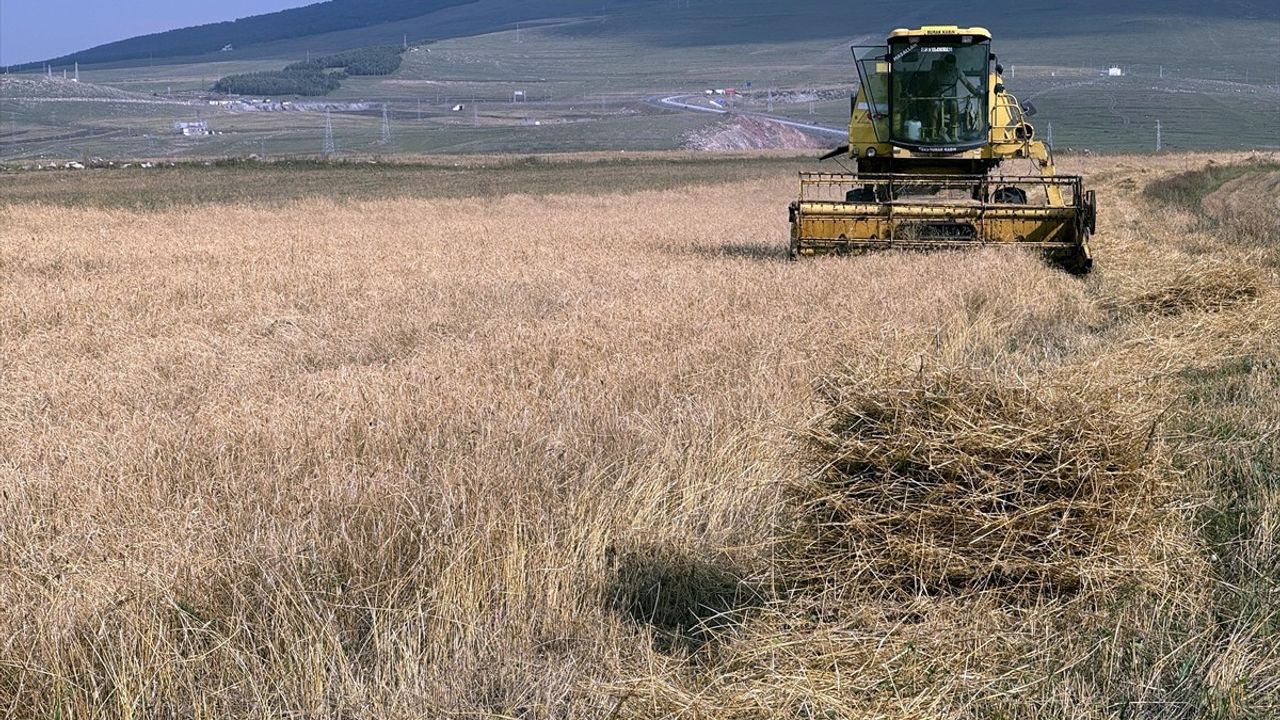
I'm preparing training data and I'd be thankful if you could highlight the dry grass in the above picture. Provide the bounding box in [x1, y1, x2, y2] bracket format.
[785, 365, 1167, 602]
[1203, 169, 1280, 255]
[1, 152, 1278, 718]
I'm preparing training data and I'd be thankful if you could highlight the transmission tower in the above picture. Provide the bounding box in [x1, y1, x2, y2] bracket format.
[381, 104, 392, 144]
[323, 110, 336, 155]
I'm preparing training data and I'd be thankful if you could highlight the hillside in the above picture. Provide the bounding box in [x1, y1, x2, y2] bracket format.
[12, 0, 476, 70]
[19, 0, 1280, 72]
[2, 0, 1277, 159]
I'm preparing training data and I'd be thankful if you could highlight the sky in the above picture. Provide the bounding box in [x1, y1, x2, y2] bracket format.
[0, 0, 310, 65]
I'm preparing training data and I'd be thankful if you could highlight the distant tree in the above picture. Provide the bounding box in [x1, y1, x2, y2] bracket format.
[214, 69, 345, 97]
[213, 45, 403, 97]
[287, 46, 404, 76]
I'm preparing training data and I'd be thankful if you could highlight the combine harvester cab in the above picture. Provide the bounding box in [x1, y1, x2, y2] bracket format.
[789, 26, 1096, 273]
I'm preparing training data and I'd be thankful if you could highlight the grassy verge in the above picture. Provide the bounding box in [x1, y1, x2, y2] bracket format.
[0, 155, 812, 209]
[1143, 158, 1280, 209]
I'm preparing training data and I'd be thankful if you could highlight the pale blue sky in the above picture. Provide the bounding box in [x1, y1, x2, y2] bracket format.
[0, 0, 309, 65]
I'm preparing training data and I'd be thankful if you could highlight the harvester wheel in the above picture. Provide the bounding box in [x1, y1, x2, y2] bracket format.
[993, 187, 1028, 204]
[1062, 229, 1094, 275]
[846, 187, 876, 203]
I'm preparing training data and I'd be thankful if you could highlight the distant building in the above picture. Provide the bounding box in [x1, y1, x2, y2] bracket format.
[1108, 66, 1124, 77]
[174, 121, 210, 136]
[221, 44, 234, 52]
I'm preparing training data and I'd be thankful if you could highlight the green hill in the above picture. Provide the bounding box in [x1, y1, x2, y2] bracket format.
[11, 0, 476, 70]
[26, 0, 1279, 73]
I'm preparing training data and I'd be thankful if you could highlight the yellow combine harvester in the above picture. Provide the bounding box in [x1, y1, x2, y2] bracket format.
[789, 26, 1095, 273]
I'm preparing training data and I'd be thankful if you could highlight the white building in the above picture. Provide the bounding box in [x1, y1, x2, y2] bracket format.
[1108, 66, 1124, 77]
[174, 121, 210, 136]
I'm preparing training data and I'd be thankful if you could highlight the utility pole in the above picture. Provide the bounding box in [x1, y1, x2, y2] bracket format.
[403, 34, 408, 51]
[74, 63, 79, 82]
[323, 109, 336, 155]
[1046, 121, 1053, 148]
[1155, 119, 1162, 152]
[381, 104, 392, 144]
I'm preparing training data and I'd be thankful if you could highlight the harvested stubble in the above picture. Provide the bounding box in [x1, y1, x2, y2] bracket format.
[1103, 258, 1268, 317]
[784, 364, 1165, 603]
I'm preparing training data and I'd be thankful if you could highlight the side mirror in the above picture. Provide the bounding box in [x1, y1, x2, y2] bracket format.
[994, 83, 1006, 94]
[1020, 101, 1038, 117]
[995, 64, 1005, 76]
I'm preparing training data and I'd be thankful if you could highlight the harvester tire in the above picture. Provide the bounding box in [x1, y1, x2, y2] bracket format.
[993, 187, 1028, 204]
[1063, 229, 1093, 275]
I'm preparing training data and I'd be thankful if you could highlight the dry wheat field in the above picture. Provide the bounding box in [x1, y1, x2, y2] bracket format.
[1, 152, 1278, 719]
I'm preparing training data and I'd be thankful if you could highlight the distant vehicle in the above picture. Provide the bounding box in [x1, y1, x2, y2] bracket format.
[452, 104, 465, 112]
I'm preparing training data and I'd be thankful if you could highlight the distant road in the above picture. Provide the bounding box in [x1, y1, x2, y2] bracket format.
[649, 94, 846, 138]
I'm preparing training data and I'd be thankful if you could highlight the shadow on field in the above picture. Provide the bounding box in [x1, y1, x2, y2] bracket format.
[605, 542, 763, 654]
[691, 242, 790, 261]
